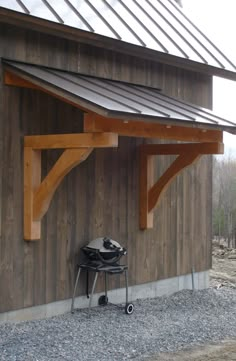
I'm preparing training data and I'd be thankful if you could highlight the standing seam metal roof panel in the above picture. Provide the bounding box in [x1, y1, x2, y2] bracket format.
[3, 60, 236, 132]
[0, 0, 235, 73]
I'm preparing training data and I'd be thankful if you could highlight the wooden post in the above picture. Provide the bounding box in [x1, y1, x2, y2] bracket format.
[24, 148, 41, 240]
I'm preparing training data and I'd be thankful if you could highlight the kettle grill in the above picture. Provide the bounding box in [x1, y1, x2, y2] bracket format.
[82, 237, 127, 265]
[71, 237, 134, 315]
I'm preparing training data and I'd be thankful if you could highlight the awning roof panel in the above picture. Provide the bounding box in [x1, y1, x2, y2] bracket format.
[4, 60, 236, 133]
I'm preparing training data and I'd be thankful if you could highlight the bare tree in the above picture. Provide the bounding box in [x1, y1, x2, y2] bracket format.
[213, 155, 236, 248]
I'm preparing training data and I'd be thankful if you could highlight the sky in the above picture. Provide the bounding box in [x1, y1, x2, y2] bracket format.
[182, 0, 236, 157]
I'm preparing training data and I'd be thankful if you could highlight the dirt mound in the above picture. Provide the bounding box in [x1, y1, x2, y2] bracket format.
[148, 340, 236, 361]
[210, 245, 236, 289]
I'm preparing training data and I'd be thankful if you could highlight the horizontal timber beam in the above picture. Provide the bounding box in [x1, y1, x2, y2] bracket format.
[84, 113, 223, 143]
[140, 142, 224, 155]
[140, 142, 224, 230]
[24, 132, 118, 149]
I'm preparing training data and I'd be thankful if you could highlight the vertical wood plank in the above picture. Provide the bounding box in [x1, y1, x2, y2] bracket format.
[0, 84, 16, 311]
[0, 22, 214, 313]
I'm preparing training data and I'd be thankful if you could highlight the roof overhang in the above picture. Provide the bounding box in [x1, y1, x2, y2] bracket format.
[3, 60, 232, 240]
[3, 60, 236, 138]
[1, 7, 236, 81]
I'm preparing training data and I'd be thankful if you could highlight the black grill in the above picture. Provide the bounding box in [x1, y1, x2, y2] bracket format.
[71, 237, 134, 315]
[82, 237, 127, 265]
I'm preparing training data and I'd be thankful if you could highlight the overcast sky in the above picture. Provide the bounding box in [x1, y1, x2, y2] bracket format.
[182, 0, 236, 156]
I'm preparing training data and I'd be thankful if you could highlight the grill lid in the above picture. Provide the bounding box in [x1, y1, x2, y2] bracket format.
[82, 237, 127, 265]
[86, 237, 124, 253]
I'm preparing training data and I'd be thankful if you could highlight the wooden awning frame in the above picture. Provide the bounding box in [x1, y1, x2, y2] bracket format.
[84, 114, 224, 229]
[4, 68, 224, 240]
[139, 142, 223, 229]
[24, 133, 118, 240]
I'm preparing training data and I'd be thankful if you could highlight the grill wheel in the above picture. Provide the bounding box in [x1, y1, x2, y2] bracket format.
[125, 303, 134, 315]
[98, 295, 108, 306]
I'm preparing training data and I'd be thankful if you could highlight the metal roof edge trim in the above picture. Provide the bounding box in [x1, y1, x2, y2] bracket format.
[1, 7, 236, 81]
[105, 110, 236, 133]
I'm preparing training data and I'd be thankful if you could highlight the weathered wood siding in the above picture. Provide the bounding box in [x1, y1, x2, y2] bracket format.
[0, 24, 212, 313]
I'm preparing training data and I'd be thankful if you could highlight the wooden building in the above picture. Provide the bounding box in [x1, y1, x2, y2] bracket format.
[0, 0, 236, 321]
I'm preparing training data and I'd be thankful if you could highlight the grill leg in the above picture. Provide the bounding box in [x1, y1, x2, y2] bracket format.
[71, 267, 81, 313]
[89, 272, 98, 310]
[105, 272, 108, 299]
[125, 269, 129, 304]
[86, 271, 89, 298]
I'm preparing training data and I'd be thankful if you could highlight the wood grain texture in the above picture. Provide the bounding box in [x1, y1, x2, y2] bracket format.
[24, 133, 118, 149]
[33, 148, 92, 222]
[140, 142, 224, 155]
[84, 115, 223, 143]
[24, 133, 117, 240]
[4, 70, 40, 89]
[140, 142, 222, 229]
[24, 148, 41, 240]
[148, 152, 201, 212]
[0, 23, 214, 313]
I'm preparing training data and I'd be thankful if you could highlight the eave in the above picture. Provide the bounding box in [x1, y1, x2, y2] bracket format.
[1, 7, 236, 81]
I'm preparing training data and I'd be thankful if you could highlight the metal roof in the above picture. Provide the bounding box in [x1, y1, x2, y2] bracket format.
[4, 60, 236, 133]
[0, 0, 236, 75]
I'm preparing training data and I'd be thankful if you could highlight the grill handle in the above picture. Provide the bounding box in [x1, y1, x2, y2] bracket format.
[96, 248, 126, 265]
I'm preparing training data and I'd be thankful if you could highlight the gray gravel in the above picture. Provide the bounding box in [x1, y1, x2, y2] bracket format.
[0, 288, 236, 361]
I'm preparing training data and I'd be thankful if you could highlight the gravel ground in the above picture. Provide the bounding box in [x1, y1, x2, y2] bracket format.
[0, 288, 236, 361]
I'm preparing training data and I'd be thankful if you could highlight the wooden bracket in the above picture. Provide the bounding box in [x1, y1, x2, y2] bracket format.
[139, 142, 224, 230]
[24, 132, 118, 240]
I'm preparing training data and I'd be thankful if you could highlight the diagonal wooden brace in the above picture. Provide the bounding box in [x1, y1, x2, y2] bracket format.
[139, 142, 224, 230]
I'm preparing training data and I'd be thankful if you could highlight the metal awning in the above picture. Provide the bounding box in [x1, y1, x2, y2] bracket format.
[0, 0, 236, 77]
[3, 60, 236, 133]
